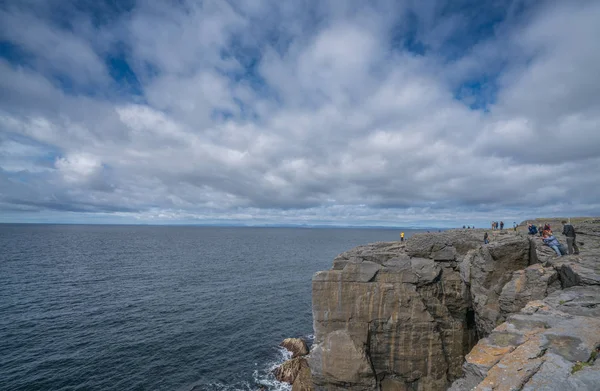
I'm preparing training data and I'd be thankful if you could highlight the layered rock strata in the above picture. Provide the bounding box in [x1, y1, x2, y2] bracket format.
[307, 220, 600, 391]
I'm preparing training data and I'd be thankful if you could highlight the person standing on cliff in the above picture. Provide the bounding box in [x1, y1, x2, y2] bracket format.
[484, 232, 489, 244]
[500, 221, 504, 230]
[561, 220, 580, 255]
[400, 232, 405, 242]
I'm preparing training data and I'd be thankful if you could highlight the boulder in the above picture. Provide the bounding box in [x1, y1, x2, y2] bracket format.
[280, 338, 309, 358]
[549, 255, 600, 287]
[332, 242, 405, 269]
[499, 264, 560, 316]
[405, 230, 481, 261]
[274, 357, 309, 384]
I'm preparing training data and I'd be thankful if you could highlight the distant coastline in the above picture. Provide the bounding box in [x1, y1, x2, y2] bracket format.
[0, 222, 442, 230]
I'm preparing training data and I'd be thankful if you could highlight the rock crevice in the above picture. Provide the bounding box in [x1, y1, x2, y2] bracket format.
[304, 219, 600, 391]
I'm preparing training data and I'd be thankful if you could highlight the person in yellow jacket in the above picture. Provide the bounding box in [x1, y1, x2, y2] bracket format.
[400, 232, 405, 242]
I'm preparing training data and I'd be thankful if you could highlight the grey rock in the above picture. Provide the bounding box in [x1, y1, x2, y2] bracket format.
[543, 285, 600, 317]
[308, 330, 375, 390]
[409, 257, 441, 285]
[450, 286, 600, 391]
[310, 232, 504, 391]
[342, 261, 382, 282]
[462, 236, 532, 336]
[406, 231, 481, 261]
[550, 255, 600, 287]
[499, 264, 559, 316]
[432, 245, 457, 261]
[309, 220, 600, 391]
[281, 338, 310, 358]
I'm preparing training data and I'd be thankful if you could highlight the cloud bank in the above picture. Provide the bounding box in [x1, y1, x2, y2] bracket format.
[1, 0, 599, 227]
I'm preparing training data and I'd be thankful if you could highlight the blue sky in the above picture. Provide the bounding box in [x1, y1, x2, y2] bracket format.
[1, 0, 600, 227]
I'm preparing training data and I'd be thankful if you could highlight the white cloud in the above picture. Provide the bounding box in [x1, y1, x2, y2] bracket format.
[55, 153, 102, 183]
[0, 0, 599, 225]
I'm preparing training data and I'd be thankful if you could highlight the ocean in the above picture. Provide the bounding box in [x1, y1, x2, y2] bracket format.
[0, 224, 421, 390]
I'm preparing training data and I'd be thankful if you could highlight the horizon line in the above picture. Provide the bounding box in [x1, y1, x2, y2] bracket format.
[0, 221, 447, 230]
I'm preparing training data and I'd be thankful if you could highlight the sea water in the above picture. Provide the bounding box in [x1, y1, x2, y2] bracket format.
[0, 225, 421, 390]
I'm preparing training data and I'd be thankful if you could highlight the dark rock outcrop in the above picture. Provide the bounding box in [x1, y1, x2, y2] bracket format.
[460, 236, 532, 336]
[306, 218, 600, 391]
[310, 230, 532, 390]
[281, 338, 309, 358]
[274, 338, 313, 390]
[274, 357, 310, 384]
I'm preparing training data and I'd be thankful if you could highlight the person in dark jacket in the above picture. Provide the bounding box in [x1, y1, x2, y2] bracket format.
[484, 232, 489, 244]
[528, 224, 538, 235]
[561, 220, 580, 255]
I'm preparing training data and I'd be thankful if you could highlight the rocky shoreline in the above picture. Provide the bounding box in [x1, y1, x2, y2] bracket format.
[275, 218, 600, 390]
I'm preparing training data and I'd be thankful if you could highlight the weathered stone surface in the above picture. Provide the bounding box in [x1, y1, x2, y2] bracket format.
[499, 264, 560, 316]
[405, 231, 481, 261]
[332, 242, 406, 270]
[549, 255, 600, 287]
[310, 231, 513, 391]
[542, 285, 600, 317]
[461, 236, 532, 336]
[449, 286, 600, 391]
[281, 338, 309, 358]
[292, 362, 315, 391]
[308, 330, 375, 390]
[380, 377, 410, 391]
[309, 219, 600, 391]
[274, 357, 309, 384]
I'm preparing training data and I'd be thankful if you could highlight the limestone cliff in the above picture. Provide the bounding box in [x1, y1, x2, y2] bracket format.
[306, 220, 600, 391]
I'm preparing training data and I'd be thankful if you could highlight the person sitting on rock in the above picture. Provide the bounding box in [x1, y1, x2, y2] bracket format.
[542, 232, 563, 256]
[528, 224, 538, 235]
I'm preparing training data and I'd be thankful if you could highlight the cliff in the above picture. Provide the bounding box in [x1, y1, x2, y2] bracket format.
[301, 220, 600, 391]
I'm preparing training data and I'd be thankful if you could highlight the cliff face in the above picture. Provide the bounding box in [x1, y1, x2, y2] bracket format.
[307, 221, 600, 391]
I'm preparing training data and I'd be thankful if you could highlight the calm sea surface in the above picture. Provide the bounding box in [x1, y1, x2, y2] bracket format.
[0, 225, 422, 391]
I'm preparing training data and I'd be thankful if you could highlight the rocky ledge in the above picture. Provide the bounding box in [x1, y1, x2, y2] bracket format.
[279, 219, 599, 391]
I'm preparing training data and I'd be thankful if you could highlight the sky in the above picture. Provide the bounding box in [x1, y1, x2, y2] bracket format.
[1, 0, 599, 228]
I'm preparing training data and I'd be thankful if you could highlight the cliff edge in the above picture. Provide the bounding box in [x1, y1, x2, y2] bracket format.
[304, 220, 600, 391]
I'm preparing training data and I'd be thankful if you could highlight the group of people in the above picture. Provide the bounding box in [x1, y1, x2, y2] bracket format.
[526, 221, 580, 256]
[490, 221, 518, 230]
[483, 220, 580, 257]
[491, 221, 504, 230]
